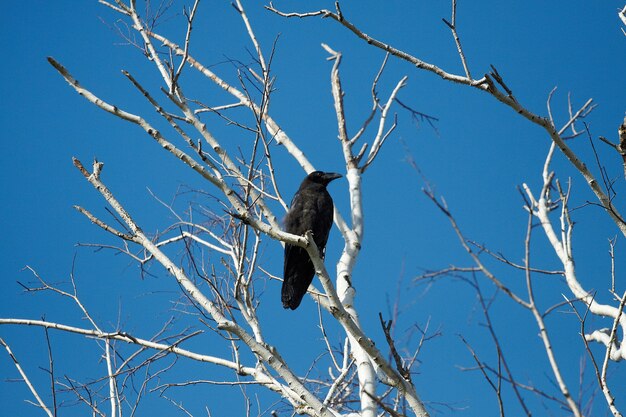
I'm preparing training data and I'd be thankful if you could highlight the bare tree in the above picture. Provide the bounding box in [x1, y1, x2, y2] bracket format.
[2, 1, 624, 417]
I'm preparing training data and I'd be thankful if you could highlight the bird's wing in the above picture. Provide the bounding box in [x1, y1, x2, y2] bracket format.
[285, 188, 316, 234]
[312, 191, 334, 250]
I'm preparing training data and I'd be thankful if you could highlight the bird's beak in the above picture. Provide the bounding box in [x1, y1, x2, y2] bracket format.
[324, 173, 343, 183]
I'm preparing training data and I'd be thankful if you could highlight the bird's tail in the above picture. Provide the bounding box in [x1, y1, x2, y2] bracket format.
[281, 279, 304, 310]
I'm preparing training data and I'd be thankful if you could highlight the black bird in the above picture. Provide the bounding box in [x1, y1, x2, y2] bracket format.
[282, 171, 342, 310]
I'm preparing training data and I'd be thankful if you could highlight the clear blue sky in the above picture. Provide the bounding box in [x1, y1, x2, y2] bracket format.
[1, 1, 625, 416]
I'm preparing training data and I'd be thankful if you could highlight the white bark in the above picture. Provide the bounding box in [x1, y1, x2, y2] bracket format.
[526, 187, 626, 361]
[1, 337, 54, 417]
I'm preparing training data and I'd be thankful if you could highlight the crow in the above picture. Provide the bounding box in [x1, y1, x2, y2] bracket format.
[282, 171, 342, 310]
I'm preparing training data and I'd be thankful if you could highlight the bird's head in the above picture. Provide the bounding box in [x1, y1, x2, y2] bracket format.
[306, 171, 343, 186]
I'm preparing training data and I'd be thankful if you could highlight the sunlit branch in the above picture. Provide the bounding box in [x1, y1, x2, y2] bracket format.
[522, 209, 582, 417]
[324, 43, 422, 417]
[442, 0, 472, 79]
[600, 291, 626, 416]
[566, 295, 623, 417]
[128, 0, 173, 91]
[1, 337, 54, 417]
[171, 0, 200, 91]
[523, 174, 626, 360]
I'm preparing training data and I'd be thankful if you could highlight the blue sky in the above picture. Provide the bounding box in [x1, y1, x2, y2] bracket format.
[2, 1, 626, 416]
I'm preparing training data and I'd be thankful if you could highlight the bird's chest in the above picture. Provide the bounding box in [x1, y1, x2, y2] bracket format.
[301, 194, 332, 217]
[286, 191, 333, 232]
